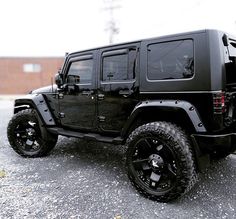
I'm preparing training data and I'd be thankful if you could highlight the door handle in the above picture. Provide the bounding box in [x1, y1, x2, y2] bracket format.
[82, 91, 94, 96]
[98, 94, 105, 100]
[119, 89, 132, 96]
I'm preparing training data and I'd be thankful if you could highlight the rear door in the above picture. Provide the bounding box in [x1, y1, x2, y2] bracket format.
[97, 43, 140, 134]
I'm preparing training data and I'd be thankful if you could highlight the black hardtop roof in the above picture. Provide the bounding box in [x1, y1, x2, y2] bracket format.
[68, 29, 214, 56]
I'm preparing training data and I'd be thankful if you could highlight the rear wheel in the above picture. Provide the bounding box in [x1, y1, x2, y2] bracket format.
[126, 121, 197, 202]
[7, 109, 58, 157]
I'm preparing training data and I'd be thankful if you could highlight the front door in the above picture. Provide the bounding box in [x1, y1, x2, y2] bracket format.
[97, 43, 140, 134]
[59, 52, 97, 131]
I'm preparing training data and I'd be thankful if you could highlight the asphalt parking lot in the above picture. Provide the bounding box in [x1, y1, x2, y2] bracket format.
[0, 100, 236, 219]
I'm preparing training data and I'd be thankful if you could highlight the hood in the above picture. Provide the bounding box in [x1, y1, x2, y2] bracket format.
[30, 85, 57, 94]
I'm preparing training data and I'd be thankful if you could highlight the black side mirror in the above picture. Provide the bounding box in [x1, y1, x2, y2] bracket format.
[55, 73, 63, 88]
[222, 34, 229, 46]
[67, 75, 80, 84]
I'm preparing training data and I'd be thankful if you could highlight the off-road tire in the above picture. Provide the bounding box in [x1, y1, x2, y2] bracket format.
[7, 109, 58, 158]
[126, 121, 197, 202]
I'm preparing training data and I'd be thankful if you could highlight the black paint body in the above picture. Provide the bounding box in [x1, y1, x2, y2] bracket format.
[13, 29, 236, 165]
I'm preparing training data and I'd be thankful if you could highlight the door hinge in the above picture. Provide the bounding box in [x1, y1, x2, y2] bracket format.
[98, 116, 106, 122]
[98, 94, 105, 100]
[59, 112, 65, 118]
[58, 93, 64, 99]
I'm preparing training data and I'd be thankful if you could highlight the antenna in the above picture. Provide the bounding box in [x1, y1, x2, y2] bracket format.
[103, 0, 121, 44]
[51, 76, 54, 92]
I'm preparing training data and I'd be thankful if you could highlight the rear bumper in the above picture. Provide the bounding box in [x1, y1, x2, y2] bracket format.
[192, 133, 236, 153]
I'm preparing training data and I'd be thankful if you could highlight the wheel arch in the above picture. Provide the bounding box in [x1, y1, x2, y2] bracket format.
[122, 100, 206, 139]
[13, 94, 56, 126]
[14, 102, 34, 114]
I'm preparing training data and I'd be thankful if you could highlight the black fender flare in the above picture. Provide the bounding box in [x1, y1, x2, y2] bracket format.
[14, 94, 56, 126]
[122, 100, 206, 137]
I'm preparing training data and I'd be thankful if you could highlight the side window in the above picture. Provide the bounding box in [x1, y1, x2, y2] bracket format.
[147, 40, 194, 80]
[102, 48, 137, 81]
[67, 59, 93, 84]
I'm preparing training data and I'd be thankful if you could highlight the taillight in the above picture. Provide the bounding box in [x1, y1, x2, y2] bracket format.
[213, 92, 226, 114]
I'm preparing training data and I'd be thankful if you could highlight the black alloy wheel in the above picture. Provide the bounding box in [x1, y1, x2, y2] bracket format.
[131, 137, 178, 193]
[14, 118, 42, 154]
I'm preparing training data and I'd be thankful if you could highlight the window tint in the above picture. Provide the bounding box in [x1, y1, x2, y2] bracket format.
[67, 59, 93, 84]
[147, 40, 194, 80]
[102, 54, 128, 81]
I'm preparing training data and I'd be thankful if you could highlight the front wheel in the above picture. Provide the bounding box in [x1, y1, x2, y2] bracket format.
[126, 122, 197, 202]
[7, 109, 58, 158]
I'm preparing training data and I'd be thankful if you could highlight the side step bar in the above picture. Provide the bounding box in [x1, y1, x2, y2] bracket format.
[47, 127, 123, 145]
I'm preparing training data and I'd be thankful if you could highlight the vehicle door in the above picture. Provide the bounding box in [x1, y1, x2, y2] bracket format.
[58, 51, 97, 131]
[97, 43, 140, 134]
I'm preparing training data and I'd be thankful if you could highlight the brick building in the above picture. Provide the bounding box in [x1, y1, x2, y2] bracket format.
[0, 57, 64, 94]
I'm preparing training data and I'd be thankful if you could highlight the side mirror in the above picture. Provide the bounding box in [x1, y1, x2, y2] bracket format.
[55, 73, 63, 88]
[67, 75, 80, 84]
[67, 75, 80, 93]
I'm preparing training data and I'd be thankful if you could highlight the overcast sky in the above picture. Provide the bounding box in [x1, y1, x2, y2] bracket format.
[0, 0, 236, 56]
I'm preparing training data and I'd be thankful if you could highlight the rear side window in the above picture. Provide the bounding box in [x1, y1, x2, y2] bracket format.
[102, 48, 137, 81]
[224, 37, 236, 84]
[147, 40, 194, 80]
[102, 54, 128, 81]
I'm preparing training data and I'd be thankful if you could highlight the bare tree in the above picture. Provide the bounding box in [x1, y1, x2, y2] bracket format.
[103, 0, 121, 44]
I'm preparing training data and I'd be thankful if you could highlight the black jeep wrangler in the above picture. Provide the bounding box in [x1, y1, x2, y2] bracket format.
[7, 29, 236, 202]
